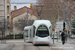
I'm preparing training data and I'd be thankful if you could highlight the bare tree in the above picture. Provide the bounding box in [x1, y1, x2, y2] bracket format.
[0, 18, 7, 41]
[14, 19, 34, 31]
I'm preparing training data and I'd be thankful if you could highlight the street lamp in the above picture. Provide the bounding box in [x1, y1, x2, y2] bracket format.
[27, 8, 29, 26]
[35, 5, 43, 19]
[63, 0, 66, 31]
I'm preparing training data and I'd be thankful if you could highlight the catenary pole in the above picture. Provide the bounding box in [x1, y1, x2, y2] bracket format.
[27, 8, 29, 26]
[63, 0, 66, 31]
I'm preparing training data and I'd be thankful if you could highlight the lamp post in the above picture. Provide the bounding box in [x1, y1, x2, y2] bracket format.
[63, 0, 66, 31]
[63, 0, 68, 42]
[27, 8, 29, 26]
[35, 5, 43, 19]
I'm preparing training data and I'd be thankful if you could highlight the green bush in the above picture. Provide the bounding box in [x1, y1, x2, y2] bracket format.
[6, 33, 24, 39]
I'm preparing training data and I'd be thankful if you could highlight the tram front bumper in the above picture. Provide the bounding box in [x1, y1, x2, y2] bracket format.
[33, 39, 51, 44]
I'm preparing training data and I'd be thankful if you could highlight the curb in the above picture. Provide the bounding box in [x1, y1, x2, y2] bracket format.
[1, 44, 15, 50]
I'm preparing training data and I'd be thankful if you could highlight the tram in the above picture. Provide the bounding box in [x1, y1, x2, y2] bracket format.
[24, 20, 52, 45]
[32, 20, 52, 45]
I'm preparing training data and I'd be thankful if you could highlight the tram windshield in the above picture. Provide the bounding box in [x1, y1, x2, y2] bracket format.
[36, 25, 49, 37]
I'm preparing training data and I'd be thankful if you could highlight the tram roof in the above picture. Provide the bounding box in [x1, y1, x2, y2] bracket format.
[24, 26, 32, 30]
[33, 20, 52, 27]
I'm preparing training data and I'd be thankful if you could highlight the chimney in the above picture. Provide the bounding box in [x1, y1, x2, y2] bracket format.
[14, 6, 17, 10]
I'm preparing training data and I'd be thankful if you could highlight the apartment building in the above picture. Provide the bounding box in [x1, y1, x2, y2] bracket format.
[0, 0, 7, 38]
[0, 0, 11, 35]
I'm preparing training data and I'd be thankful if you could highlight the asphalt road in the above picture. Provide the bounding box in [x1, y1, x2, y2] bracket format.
[10, 43, 62, 50]
[6, 39, 62, 50]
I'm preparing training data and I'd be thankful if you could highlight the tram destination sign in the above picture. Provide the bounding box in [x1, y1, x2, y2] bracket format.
[38, 29, 47, 31]
[38, 25, 47, 31]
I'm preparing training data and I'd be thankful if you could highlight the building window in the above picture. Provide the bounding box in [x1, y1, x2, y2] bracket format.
[7, 16, 9, 19]
[7, 16, 9, 21]
[7, 16, 9, 18]
[7, 6, 9, 14]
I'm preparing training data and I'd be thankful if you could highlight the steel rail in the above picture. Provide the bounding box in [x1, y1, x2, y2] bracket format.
[36, 46, 40, 50]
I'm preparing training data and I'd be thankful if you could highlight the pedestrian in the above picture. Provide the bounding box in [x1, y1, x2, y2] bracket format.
[64, 30, 67, 42]
[61, 31, 66, 45]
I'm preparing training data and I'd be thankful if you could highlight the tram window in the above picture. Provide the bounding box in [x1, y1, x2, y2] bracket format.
[36, 25, 49, 37]
[33, 26, 36, 37]
[36, 31, 49, 37]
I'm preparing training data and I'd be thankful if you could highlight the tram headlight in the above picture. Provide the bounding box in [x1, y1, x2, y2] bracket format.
[36, 37, 38, 39]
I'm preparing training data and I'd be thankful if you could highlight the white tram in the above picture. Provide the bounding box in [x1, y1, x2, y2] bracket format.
[32, 20, 52, 45]
[24, 20, 52, 45]
[24, 26, 33, 42]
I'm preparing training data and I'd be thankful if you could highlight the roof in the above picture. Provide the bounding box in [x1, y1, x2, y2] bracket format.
[33, 20, 52, 28]
[11, 6, 38, 18]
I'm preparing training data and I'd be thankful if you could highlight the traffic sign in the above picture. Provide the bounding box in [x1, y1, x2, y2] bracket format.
[30, 3, 33, 8]
[56, 22, 63, 31]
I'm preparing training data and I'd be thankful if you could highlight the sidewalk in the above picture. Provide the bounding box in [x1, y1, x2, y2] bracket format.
[51, 38, 75, 50]
[0, 41, 14, 50]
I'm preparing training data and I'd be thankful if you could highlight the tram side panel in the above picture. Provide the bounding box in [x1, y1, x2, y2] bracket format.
[24, 29, 29, 42]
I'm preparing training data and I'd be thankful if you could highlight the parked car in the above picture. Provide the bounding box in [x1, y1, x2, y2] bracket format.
[51, 34, 58, 39]
[71, 34, 75, 38]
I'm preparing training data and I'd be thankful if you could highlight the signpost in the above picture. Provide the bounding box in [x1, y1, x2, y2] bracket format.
[52, 29, 55, 44]
[56, 22, 63, 41]
[56, 22, 63, 32]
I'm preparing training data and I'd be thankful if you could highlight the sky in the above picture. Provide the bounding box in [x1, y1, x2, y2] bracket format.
[11, 0, 37, 10]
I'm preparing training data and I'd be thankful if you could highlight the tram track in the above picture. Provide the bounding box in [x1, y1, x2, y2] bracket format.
[35, 44, 62, 50]
[24, 44, 49, 50]
[34, 45, 51, 50]
[35, 46, 40, 50]
[10, 43, 62, 50]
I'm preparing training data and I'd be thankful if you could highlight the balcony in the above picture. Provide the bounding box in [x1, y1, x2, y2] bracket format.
[7, 13, 10, 17]
[7, 2, 10, 6]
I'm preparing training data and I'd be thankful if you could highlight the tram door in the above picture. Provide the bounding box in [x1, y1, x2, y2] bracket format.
[29, 27, 33, 42]
[24, 30, 29, 42]
[29, 29, 31, 42]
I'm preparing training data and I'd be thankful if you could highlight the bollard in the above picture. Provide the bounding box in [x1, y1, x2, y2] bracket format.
[53, 34, 54, 44]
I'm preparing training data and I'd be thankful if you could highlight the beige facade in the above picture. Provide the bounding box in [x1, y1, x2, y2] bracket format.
[13, 12, 37, 34]
[7, 0, 11, 34]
